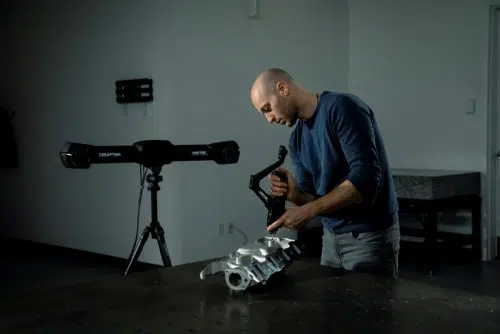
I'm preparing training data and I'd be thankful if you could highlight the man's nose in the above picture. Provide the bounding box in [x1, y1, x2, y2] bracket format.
[266, 114, 276, 123]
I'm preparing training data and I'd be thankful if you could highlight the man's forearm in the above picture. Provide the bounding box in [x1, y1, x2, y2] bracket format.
[290, 189, 317, 206]
[306, 180, 362, 218]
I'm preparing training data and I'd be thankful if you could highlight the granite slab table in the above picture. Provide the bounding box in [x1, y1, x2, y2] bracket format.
[0, 260, 498, 334]
[392, 169, 482, 268]
[298, 169, 483, 263]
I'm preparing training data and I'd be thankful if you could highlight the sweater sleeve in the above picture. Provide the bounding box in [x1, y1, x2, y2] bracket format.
[329, 95, 382, 204]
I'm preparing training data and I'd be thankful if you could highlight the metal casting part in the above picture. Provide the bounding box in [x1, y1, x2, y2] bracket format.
[199, 236, 304, 291]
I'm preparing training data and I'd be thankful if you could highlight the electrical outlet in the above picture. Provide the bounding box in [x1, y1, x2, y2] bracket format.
[219, 222, 235, 236]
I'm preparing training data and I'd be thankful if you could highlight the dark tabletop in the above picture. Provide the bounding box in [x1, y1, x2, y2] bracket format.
[1, 259, 499, 333]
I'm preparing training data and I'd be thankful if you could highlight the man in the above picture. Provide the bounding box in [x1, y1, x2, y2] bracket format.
[250, 68, 400, 278]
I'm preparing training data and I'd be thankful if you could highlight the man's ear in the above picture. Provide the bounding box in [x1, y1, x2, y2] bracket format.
[276, 81, 288, 95]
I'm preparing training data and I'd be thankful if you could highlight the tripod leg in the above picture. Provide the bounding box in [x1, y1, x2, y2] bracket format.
[151, 225, 172, 267]
[123, 226, 151, 276]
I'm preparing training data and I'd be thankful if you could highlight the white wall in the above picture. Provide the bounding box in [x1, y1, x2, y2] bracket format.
[348, 0, 500, 238]
[349, 0, 493, 170]
[0, 0, 349, 265]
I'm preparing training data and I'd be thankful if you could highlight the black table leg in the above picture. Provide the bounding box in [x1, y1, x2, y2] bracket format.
[471, 196, 482, 260]
[420, 211, 439, 275]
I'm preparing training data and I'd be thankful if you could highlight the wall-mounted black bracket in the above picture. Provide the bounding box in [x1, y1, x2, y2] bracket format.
[115, 78, 153, 104]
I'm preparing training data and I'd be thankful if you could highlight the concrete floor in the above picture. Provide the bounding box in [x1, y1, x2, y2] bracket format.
[1, 237, 500, 300]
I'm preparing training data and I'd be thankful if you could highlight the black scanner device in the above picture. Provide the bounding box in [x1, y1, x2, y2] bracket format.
[249, 145, 288, 233]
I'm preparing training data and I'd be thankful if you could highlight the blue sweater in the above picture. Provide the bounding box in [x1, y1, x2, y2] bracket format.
[289, 91, 399, 233]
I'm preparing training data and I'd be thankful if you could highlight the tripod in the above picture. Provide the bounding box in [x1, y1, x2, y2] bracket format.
[123, 166, 172, 276]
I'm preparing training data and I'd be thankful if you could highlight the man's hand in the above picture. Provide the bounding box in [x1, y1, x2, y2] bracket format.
[267, 204, 314, 232]
[269, 167, 297, 201]
[267, 180, 363, 232]
[269, 167, 316, 206]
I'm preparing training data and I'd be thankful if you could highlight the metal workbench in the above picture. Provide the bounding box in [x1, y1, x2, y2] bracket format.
[0, 259, 498, 333]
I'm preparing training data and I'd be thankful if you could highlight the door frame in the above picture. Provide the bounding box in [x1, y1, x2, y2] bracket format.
[485, 5, 500, 260]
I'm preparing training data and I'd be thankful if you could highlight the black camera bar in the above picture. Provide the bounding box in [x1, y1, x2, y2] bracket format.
[59, 139, 240, 276]
[59, 140, 240, 169]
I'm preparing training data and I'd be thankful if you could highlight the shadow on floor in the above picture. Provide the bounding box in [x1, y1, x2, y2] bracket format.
[0, 237, 159, 297]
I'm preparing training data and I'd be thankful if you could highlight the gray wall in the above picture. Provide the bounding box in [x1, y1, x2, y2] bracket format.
[0, 0, 349, 265]
[349, 0, 499, 239]
[1, 0, 498, 265]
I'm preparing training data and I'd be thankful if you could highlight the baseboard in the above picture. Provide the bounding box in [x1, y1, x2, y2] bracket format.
[0, 237, 161, 273]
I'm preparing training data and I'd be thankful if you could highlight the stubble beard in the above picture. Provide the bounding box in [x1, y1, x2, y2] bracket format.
[286, 104, 299, 127]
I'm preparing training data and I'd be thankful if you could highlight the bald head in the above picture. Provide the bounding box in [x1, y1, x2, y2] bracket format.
[250, 68, 318, 127]
[252, 68, 295, 97]
[250, 68, 300, 127]
[250, 68, 296, 113]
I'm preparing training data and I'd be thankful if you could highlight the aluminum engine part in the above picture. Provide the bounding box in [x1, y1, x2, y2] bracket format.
[199, 236, 304, 291]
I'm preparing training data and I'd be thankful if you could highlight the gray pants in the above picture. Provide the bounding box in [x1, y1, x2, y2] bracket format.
[320, 216, 401, 278]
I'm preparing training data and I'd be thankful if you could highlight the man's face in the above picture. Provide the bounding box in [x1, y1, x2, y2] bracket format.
[251, 82, 298, 127]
